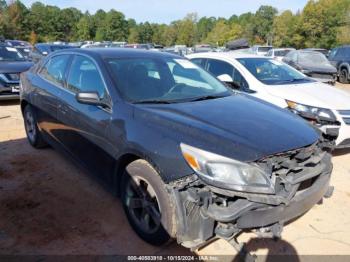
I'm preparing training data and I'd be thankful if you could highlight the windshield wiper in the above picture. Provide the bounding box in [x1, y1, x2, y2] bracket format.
[188, 94, 228, 102]
[133, 99, 172, 104]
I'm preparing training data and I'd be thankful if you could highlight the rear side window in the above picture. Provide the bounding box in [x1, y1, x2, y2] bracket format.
[39, 54, 71, 87]
[336, 48, 350, 58]
[67, 55, 106, 97]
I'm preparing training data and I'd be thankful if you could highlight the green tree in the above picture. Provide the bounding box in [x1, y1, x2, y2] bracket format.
[252, 5, 277, 44]
[176, 13, 197, 46]
[300, 0, 350, 48]
[197, 16, 216, 42]
[76, 14, 93, 40]
[3, 0, 30, 39]
[104, 9, 128, 41]
[273, 10, 301, 47]
[205, 20, 242, 46]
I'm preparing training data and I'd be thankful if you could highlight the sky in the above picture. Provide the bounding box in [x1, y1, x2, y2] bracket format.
[20, 0, 309, 24]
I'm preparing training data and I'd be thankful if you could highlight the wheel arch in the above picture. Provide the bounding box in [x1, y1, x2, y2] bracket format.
[339, 63, 350, 72]
[113, 150, 163, 195]
[20, 99, 29, 115]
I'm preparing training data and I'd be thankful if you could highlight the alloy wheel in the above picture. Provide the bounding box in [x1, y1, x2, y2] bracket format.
[25, 110, 36, 143]
[124, 176, 162, 234]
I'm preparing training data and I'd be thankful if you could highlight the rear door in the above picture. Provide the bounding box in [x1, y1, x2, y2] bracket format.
[56, 54, 115, 181]
[32, 54, 71, 142]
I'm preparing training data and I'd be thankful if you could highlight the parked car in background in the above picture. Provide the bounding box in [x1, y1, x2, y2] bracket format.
[163, 45, 189, 56]
[5, 40, 32, 60]
[5, 40, 31, 48]
[14, 46, 32, 60]
[303, 48, 329, 56]
[21, 48, 333, 252]
[124, 43, 152, 49]
[187, 52, 350, 148]
[29, 43, 73, 63]
[328, 45, 350, 84]
[265, 48, 295, 61]
[0, 43, 33, 100]
[250, 45, 273, 56]
[193, 44, 214, 53]
[283, 50, 337, 85]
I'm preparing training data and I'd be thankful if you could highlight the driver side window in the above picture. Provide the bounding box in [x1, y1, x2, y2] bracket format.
[39, 55, 70, 87]
[232, 67, 249, 91]
[67, 55, 106, 98]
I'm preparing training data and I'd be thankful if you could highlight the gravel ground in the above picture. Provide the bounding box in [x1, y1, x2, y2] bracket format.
[0, 84, 350, 259]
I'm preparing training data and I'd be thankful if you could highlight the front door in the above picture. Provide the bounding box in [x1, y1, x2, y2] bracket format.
[56, 55, 115, 182]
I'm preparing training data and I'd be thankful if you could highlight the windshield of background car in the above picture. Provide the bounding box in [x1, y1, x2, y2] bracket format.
[275, 50, 291, 56]
[50, 45, 71, 52]
[106, 57, 231, 103]
[299, 52, 330, 66]
[237, 58, 309, 85]
[258, 47, 272, 52]
[0, 46, 25, 61]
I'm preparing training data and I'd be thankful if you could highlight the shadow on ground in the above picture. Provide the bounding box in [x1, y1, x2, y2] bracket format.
[0, 138, 190, 255]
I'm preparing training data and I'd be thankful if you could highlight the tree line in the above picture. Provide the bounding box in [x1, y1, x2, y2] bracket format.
[0, 0, 349, 48]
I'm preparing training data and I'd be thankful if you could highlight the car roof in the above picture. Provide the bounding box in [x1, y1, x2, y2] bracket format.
[35, 43, 69, 47]
[272, 48, 295, 51]
[187, 52, 264, 60]
[296, 50, 322, 54]
[53, 48, 182, 60]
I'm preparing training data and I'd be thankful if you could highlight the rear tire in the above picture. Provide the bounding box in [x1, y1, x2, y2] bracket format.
[121, 159, 176, 246]
[339, 68, 350, 84]
[23, 105, 48, 149]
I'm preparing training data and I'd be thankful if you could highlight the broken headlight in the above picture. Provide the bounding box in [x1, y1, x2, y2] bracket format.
[286, 100, 337, 122]
[180, 143, 274, 194]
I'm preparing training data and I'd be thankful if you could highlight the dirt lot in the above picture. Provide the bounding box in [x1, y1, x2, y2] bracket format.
[1, 84, 350, 259]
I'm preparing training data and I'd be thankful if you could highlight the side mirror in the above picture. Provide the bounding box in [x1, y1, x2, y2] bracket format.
[217, 74, 233, 83]
[76, 91, 110, 108]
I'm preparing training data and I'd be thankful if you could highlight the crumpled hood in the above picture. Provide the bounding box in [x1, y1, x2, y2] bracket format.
[265, 81, 350, 110]
[134, 94, 319, 162]
[0, 61, 33, 74]
[300, 62, 337, 74]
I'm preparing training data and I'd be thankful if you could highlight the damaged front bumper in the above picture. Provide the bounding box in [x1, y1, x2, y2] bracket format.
[169, 142, 333, 249]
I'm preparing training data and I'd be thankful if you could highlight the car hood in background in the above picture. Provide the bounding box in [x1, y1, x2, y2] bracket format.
[0, 61, 34, 74]
[299, 62, 337, 73]
[134, 94, 319, 162]
[265, 81, 350, 110]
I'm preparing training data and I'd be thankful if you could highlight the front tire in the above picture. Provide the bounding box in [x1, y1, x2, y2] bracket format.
[121, 159, 176, 246]
[339, 68, 350, 84]
[23, 105, 48, 148]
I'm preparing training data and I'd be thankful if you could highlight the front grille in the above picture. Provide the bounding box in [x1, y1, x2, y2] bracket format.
[258, 142, 331, 202]
[337, 110, 350, 125]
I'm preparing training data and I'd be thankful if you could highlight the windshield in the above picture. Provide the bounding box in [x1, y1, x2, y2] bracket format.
[107, 57, 231, 103]
[299, 52, 329, 65]
[237, 58, 309, 85]
[50, 45, 71, 52]
[258, 47, 272, 52]
[275, 50, 291, 57]
[0, 46, 25, 61]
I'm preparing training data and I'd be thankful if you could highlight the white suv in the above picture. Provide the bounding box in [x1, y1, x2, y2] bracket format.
[187, 52, 350, 148]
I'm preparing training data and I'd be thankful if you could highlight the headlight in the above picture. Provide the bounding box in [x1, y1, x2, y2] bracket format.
[180, 143, 274, 194]
[286, 100, 336, 122]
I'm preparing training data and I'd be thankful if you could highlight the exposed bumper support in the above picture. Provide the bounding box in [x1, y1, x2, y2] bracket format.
[236, 173, 330, 228]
